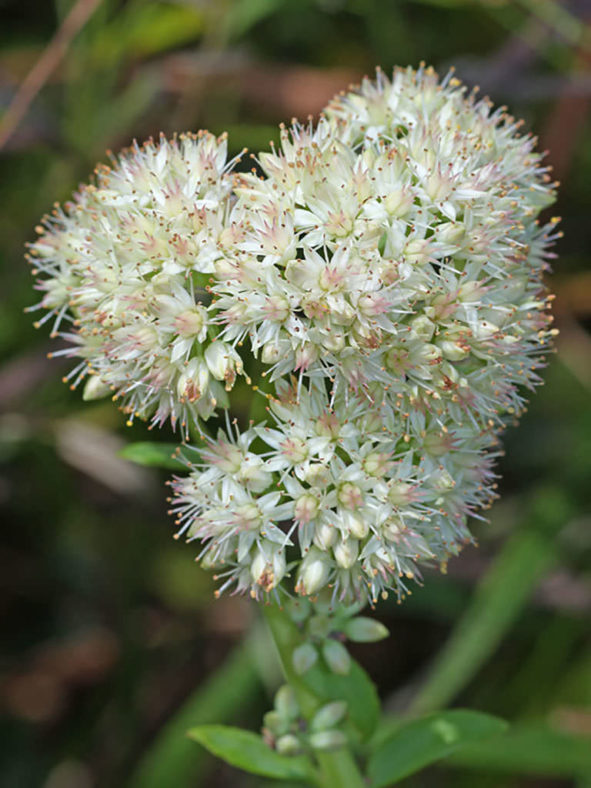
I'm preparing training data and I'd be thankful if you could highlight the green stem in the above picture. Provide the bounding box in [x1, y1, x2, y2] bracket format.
[263, 602, 318, 716]
[316, 750, 366, 788]
[263, 603, 366, 788]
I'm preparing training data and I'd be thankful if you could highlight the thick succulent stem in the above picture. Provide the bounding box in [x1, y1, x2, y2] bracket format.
[263, 602, 366, 788]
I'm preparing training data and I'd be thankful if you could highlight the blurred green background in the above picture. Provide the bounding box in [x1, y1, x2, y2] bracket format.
[0, 1, 590, 786]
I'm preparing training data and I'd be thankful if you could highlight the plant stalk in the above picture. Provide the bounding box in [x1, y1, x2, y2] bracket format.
[263, 602, 366, 788]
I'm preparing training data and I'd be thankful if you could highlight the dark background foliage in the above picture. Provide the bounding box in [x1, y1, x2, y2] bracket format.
[0, 1, 589, 786]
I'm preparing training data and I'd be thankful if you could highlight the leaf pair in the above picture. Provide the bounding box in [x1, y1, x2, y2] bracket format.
[189, 709, 507, 786]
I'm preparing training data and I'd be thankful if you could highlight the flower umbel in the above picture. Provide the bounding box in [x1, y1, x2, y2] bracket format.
[30, 65, 559, 606]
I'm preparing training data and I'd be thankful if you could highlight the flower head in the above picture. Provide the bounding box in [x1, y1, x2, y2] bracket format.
[30, 65, 559, 605]
[28, 131, 244, 434]
[215, 65, 558, 432]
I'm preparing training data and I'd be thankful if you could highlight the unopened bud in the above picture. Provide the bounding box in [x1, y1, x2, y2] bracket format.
[297, 551, 330, 595]
[82, 374, 110, 401]
[204, 342, 242, 390]
[344, 616, 390, 643]
[334, 538, 359, 569]
[337, 482, 363, 511]
[308, 729, 347, 752]
[311, 701, 348, 731]
[274, 685, 299, 721]
[295, 493, 319, 524]
[293, 643, 318, 675]
[276, 734, 303, 756]
[322, 640, 351, 675]
[342, 511, 369, 539]
[314, 522, 337, 550]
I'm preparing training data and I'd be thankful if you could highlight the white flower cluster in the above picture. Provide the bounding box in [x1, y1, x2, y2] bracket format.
[28, 131, 244, 433]
[170, 380, 499, 603]
[30, 65, 559, 604]
[218, 66, 559, 428]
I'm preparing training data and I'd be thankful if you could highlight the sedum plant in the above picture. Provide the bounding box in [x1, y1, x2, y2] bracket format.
[28, 65, 559, 786]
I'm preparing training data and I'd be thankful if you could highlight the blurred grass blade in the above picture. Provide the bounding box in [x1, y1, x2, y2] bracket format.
[516, 0, 585, 48]
[368, 710, 507, 787]
[90, 1, 204, 66]
[410, 488, 572, 714]
[448, 723, 591, 778]
[129, 643, 260, 788]
[224, 0, 288, 39]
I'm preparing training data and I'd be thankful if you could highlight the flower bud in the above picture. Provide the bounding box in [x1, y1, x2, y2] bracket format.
[387, 481, 415, 506]
[313, 522, 337, 550]
[438, 339, 469, 361]
[322, 330, 346, 353]
[261, 343, 281, 364]
[250, 549, 286, 592]
[384, 186, 413, 217]
[334, 538, 359, 569]
[295, 494, 319, 524]
[176, 358, 210, 402]
[341, 511, 369, 539]
[337, 482, 363, 510]
[263, 294, 290, 322]
[304, 463, 330, 487]
[174, 306, 207, 339]
[431, 469, 455, 491]
[238, 455, 271, 492]
[274, 685, 299, 721]
[362, 452, 391, 478]
[293, 643, 318, 675]
[204, 342, 243, 390]
[410, 315, 435, 342]
[308, 730, 347, 752]
[294, 344, 318, 371]
[296, 551, 331, 596]
[311, 701, 347, 731]
[82, 374, 110, 401]
[263, 710, 283, 736]
[404, 238, 431, 265]
[322, 639, 351, 675]
[276, 735, 303, 756]
[344, 616, 390, 643]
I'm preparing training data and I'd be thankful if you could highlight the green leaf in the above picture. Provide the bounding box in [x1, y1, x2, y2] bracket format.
[118, 441, 188, 470]
[303, 658, 380, 741]
[368, 710, 508, 787]
[411, 488, 572, 713]
[448, 723, 591, 778]
[187, 725, 314, 781]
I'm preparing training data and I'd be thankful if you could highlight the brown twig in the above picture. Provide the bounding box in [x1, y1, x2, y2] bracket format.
[0, 0, 103, 150]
